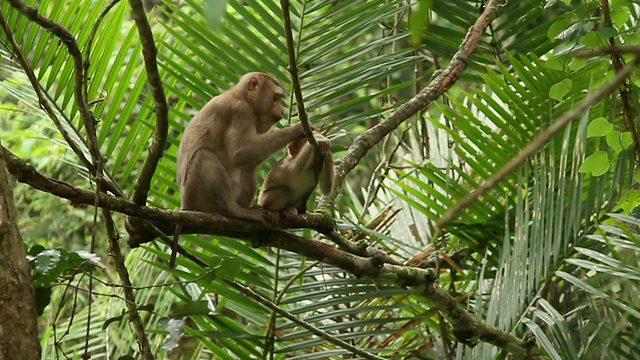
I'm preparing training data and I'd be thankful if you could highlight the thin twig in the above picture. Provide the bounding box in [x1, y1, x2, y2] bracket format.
[280, 0, 317, 147]
[0, 12, 93, 173]
[436, 57, 640, 229]
[103, 209, 155, 359]
[576, 45, 640, 57]
[80, 6, 124, 353]
[84, 0, 122, 95]
[6, 0, 102, 167]
[127, 0, 169, 206]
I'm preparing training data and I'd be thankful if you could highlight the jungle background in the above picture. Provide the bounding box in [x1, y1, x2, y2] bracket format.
[1, 0, 640, 359]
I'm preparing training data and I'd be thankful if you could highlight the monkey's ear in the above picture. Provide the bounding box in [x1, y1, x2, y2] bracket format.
[247, 76, 261, 91]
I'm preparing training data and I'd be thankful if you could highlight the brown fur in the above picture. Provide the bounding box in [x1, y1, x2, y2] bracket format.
[258, 131, 334, 217]
[171, 73, 305, 267]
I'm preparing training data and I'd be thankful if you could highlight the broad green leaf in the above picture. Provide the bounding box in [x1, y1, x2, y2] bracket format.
[216, 257, 242, 280]
[581, 31, 605, 48]
[549, 79, 572, 101]
[610, 7, 631, 28]
[579, 151, 610, 176]
[621, 131, 634, 149]
[587, 117, 613, 138]
[607, 131, 624, 154]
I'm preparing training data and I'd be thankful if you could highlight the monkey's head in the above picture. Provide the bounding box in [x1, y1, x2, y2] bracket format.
[240, 72, 285, 134]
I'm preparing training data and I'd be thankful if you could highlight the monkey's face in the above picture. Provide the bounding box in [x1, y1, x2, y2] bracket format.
[255, 82, 285, 134]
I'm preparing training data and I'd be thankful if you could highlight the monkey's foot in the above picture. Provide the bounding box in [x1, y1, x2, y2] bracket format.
[261, 209, 281, 224]
[282, 207, 299, 218]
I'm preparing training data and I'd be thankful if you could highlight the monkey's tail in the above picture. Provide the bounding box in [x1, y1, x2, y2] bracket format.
[169, 225, 182, 269]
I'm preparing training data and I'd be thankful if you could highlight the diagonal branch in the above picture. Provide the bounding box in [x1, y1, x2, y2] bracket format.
[330, 0, 507, 197]
[6, 0, 102, 170]
[3, 0, 124, 198]
[1, 143, 531, 355]
[436, 57, 640, 229]
[127, 0, 169, 206]
[103, 209, 154, 359]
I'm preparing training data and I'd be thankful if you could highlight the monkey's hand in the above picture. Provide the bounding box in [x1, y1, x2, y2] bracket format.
[262, 208, 281, 225]
[312, 132, 331, 151]
[316, 137, 331, 152]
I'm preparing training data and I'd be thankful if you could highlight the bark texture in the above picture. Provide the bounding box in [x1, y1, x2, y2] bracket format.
[0, 153, 41, 359]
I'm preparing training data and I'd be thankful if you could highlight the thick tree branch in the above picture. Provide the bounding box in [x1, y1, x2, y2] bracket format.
[0, 144, 332, 236]
[252, 231, 531, 355]
[0, 144, 42, 360]
[2, 142, 531, 354]
[436, 57, 640, 229]
[84, 0, 122, 90]
[126, 0, 169, 206]
[330, 0, 506, 197]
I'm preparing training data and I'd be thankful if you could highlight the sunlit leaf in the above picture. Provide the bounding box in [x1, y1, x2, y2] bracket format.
[578, 151, 609, 176]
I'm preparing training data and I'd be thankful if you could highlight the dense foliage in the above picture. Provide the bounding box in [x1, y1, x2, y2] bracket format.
[1, 0, 640, 359]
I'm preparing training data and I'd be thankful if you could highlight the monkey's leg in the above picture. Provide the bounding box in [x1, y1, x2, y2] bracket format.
[183, 150, 268, 225]
[236, 166, 258, 208]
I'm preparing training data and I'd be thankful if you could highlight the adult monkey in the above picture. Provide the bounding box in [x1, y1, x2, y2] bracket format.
[171, 72, 305, 267]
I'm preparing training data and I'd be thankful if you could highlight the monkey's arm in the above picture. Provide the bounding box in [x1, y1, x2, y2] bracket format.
[230, 124, 304, 165]
[318, 151, 335, 195]
[290, 143, 316, 173]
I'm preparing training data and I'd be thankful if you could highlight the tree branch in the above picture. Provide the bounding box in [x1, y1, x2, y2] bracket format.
[0, 144, 332, 236]
[280, 1, 316, 144]
[126, 0, 169, 206]
[2, 142, 531, 354]
[6, 0, 102, 171]
[103, 209, 155, 359]
[329, 0, 507, 197]
[2, 146, 532, 354]
[0, 6, 123, 198]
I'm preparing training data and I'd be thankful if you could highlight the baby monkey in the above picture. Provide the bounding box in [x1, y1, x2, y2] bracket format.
[258, 131, 334, 219]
